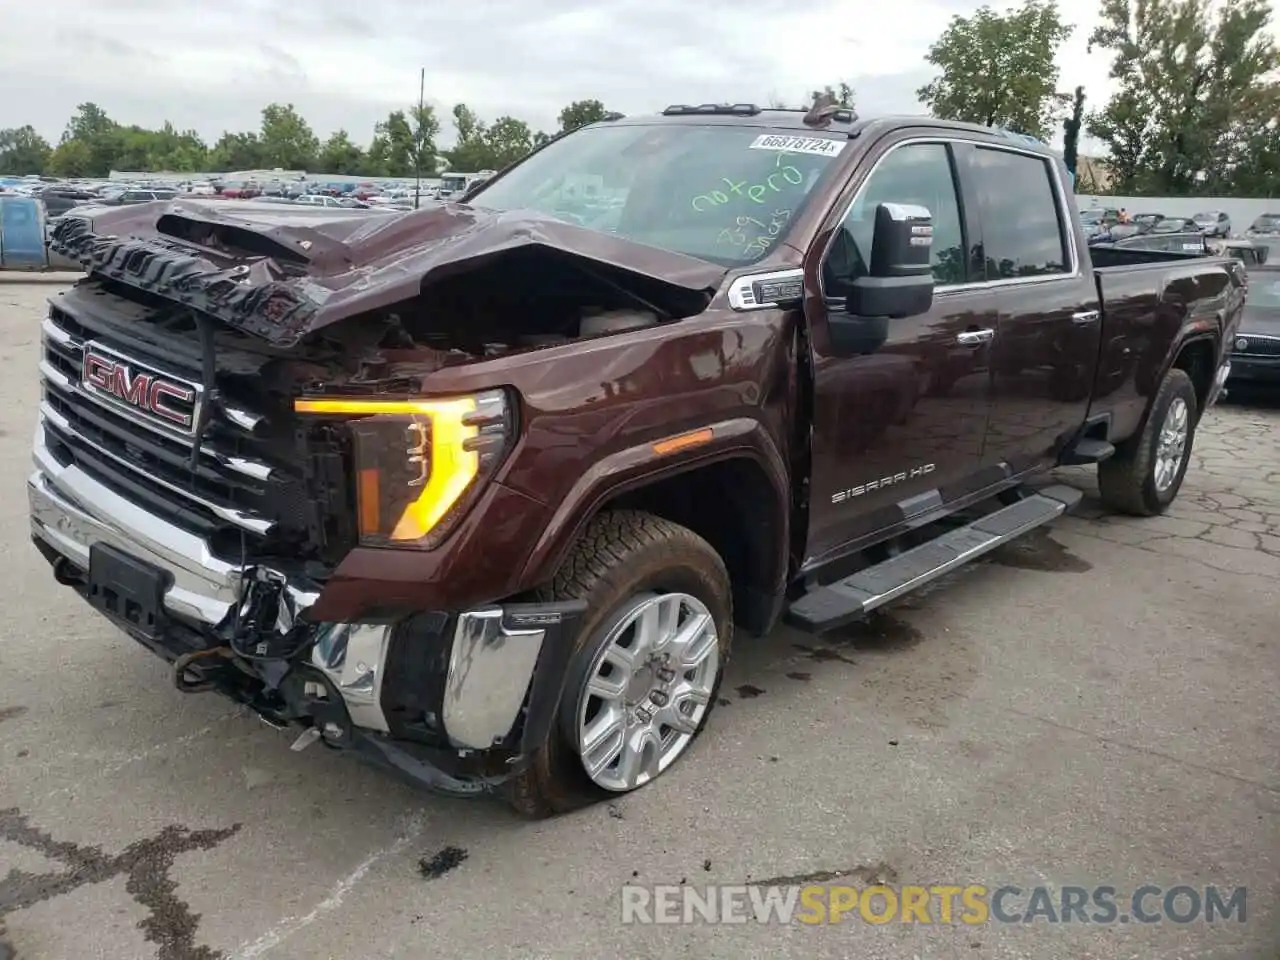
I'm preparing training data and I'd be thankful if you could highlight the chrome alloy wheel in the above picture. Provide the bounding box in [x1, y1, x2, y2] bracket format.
[1153, 396, 1190, 493]
[574, 592, 720, 792]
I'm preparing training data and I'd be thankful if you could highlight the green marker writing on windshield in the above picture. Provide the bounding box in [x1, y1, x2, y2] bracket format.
[692, 168, 804, 211]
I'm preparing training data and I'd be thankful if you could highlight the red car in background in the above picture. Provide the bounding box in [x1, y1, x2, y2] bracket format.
[219, 182, 263, 199]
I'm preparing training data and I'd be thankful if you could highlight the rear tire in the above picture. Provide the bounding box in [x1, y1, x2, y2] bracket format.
[1097, 367, 1198, 516]
[504, 510, 732, 819]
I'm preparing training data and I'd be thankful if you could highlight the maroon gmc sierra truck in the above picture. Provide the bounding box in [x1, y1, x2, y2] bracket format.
[35, 102, 1242, 817]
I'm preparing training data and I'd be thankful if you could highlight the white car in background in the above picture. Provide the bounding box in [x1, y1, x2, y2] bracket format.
[1192, 210, 1232, 238]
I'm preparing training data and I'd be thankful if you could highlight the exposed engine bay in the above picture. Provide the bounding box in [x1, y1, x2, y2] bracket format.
[312, 249, 673, 383]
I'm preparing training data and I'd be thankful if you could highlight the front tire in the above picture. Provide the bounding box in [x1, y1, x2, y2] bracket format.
[1097, 367, 1198, 516]
[505, 510, 732, 818]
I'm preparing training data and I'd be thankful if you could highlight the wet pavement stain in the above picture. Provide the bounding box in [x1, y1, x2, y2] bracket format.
[735, 684, 765, 699]
[748, 861, 898, 886]
[0, 707, 27, 725]
[0, 807, 241, 960]
[792, 643, 857, 664]
[716, 697, 732, 707]
[829, 611, 924, 652]
[785, 672, 812, 682]
[418, 846, 468, 880]
[986, 532, 1092, 573]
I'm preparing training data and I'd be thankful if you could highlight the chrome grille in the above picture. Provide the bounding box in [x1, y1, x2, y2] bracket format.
[1232, 334, 1280, 357]
[38, 283, 312, 553]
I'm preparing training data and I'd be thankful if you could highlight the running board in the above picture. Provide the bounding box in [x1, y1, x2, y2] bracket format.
[1059, 438, 1116, 465]
[785, 484, 1083, 634]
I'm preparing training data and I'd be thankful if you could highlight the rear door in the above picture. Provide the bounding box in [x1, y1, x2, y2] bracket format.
[958, 144, 1102, 474]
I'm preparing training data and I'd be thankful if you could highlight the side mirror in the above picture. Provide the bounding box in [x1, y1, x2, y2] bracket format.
[847, 203, 935, 318]
[829, 203, 934, 356]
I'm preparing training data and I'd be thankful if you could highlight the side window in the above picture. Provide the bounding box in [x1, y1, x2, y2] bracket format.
[969, 148, 1069, 279]
[822, 142, 967, 293]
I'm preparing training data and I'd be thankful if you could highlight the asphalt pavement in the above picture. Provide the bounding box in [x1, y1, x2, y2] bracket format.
[1, 281, 1277, 960]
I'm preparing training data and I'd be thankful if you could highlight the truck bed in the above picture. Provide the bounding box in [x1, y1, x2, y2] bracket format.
[1088, 250, 1242, 442]
[1089, 245, 1209, 269]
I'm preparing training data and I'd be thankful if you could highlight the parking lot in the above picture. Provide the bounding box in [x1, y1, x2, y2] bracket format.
[0, 278, 1276, 960]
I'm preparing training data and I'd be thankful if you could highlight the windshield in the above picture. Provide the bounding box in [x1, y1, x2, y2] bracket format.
[1151, 219, 1189, 233]
[1246, 273, 1280, 309]
[469, 123, 846, 265]
[440, 175, 467, 192]
[1192, 212, 1217, 223]
[1251, 215, 1280, 231]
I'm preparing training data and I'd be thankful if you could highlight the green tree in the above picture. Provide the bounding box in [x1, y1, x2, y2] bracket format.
[371, 110, 415, 176]
[557, 99, 610, 133]
[483, 116, 534, 168]
[47, 139, 93, 177]
[445, 103, 493, 171]
[0, 126, 51, 174]
[64, 102, 113, 143]
[258, 103, 319, 170]
[318, 130, 366, 174]
[59, 102, 120, 176]
[108, 122, 207, 172]
[1087, 0, 1279, 195]
[410, 104, 441, 177]
[1217, 85, 1280, 195]
[918, 0, 1073, 139]
[208, 132, 265, 172]
[366, 105, 441, 177]
[1061, 85, 1086, 178]
[147, 122, 207, 171]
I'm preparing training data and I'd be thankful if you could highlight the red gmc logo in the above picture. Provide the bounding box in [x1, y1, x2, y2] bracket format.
[81, 349, 197, 431]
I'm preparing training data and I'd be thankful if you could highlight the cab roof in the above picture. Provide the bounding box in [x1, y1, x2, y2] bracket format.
[603, 103, 1057, 157]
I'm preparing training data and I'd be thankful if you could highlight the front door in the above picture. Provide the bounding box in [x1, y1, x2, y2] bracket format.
[803, 138, 998, 568]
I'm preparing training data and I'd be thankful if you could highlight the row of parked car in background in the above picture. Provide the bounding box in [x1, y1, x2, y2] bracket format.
[0, 169, 499, 223]
[1082, 206, 1280, 244]
[1081, 205, 1279, 269]
[1080, 204, 1279, 387]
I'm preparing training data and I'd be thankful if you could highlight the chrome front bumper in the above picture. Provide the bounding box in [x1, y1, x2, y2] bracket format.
[29, 422, 251, 625]
[29, 422, 573, 753]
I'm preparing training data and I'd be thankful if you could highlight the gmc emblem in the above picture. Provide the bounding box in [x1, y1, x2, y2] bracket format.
[81, 344, 200, 435]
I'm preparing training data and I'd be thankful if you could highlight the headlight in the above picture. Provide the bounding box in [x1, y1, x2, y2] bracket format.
[294, 390, 512, 549]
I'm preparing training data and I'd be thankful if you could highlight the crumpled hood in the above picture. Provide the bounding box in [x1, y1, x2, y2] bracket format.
[50, 199, 728, 345]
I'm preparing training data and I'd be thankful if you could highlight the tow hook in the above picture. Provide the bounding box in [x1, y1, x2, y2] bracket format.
[172, 646, 255, 694]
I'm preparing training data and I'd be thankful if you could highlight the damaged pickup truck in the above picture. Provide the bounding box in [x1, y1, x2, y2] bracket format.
[33, 103, 1242, 817]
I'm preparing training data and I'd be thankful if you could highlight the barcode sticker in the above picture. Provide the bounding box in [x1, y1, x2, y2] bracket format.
[748, 134, 846, 157]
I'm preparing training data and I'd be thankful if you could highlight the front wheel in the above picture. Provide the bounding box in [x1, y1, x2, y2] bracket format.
[505, 510, 732, 818]
[1097, 367, 1198, 516]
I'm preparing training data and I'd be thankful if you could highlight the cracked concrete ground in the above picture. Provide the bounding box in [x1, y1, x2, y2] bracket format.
[0, 282, 1276, 960]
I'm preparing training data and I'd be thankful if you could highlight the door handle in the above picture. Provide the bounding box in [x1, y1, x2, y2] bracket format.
[956, 328, 995, 346]
[1071, 310, 1101, 325]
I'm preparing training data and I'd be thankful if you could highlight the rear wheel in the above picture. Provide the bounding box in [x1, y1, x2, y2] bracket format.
[1097, 367, 1198, 516]
[505, 510, 732, 818]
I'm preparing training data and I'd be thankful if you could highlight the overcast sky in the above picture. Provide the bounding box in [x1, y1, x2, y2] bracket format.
[2, 0, 1116, 150]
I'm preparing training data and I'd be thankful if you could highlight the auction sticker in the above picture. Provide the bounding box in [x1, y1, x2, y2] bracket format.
[749, 134, 846, 157]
